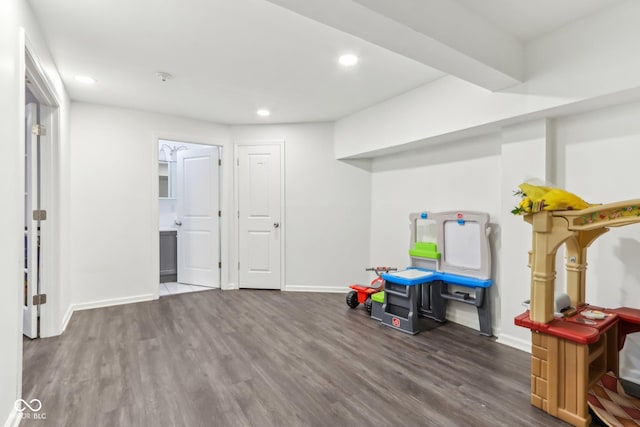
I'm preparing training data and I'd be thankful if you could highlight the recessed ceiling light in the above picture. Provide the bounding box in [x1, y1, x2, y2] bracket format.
[74, 75, 96, 84]
[256, 109, 270, 117]
[338, 54, 359, 67]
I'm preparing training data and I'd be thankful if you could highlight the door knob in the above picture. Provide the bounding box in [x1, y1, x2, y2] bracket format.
[175, 220, 182, 226]
[273, 222, 280, 228]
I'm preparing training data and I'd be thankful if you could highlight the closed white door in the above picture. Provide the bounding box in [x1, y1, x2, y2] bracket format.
[238, 144, 282, 289]
[24, 103, 39, 338]
[176, 147, 220, 287]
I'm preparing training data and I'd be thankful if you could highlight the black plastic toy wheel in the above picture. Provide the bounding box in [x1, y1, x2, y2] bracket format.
[346, 291, 359, 308]
[365, 297, 372, 315]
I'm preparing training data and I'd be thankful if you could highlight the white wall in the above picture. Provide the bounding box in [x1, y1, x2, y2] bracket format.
[69, 102, 231, 306]
[335, 0, 640, 159]
[231, 123, 372, 291]
[68, 117, 371, 306]
[0, 2, 24, 424]
[1, 0, 71, 425]
[159, 199, 177, 230]
[498, 120, 552, 349]
[554, 101, 640, 381]
[369, 134, 502, 331]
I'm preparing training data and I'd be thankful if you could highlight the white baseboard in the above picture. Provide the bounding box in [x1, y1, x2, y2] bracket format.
[56, 294, 155, 333]
[284, 285, 349, 293]
[496, 333, 531, 353]
[4, 406, 21, 427]
[72, 294, 155, 312]
[68, 294, 155, 315]
[60, 304, 74, 334]
[620, 367, 640, 384]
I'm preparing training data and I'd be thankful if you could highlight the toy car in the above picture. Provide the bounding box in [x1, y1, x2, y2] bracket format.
[346, 267, 396, 315]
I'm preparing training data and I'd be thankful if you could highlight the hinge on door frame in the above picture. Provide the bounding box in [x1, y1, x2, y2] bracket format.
[32, 124, 46, 136]
[32, 210, 47, 221]
[238, 262, 240, 270]
[33, 294, 47, 306]
[218, 210, 221, 217]
[218, 262, 222, 269]
[218, 159, 222, 166]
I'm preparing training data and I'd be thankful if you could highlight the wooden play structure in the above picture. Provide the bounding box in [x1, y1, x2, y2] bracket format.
[515, 200, 640, 427]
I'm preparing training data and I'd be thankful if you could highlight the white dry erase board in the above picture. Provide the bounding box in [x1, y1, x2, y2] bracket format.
[431, 211, 491, 280]
[443, 220, 481, 269]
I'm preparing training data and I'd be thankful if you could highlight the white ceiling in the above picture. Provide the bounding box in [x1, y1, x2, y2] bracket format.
[28, 0, 627, 125]
[455, 0, 626, 43]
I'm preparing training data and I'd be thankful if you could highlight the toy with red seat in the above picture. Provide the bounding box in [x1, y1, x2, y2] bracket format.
[345, 267, 396, 315]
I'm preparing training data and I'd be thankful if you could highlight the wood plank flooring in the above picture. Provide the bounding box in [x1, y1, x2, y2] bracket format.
[22, 290, 575, 426]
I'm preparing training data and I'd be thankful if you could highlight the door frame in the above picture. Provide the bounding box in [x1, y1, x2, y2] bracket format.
[151, 133, 227, 297]
[233, 140, 286, 290]
[22, 34, 62, 339]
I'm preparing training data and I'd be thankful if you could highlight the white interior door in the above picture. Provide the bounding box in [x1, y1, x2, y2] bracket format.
[24, 103, 39, 338]
[176, 147, 220, 287]
[238, 144, 282, 289]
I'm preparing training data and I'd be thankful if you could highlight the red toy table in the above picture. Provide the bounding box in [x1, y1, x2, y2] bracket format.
[515, 305, 640, 347]
[607, 307, 640, 350]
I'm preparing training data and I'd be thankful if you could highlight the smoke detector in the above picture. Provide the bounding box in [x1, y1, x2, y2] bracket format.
[156, 72, 173, 82]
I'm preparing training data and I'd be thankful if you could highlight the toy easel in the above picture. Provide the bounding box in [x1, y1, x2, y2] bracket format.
[516, 200, 640, 427]
[380, 211, 493, 335]
[415, 211, 493, 336]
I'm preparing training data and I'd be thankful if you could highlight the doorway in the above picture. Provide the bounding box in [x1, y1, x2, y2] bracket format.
[157, 139, 222, 296]
[23, 46, 60, 338]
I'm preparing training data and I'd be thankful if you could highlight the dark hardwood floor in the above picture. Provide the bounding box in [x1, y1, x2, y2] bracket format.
[22, 289, 573, 427]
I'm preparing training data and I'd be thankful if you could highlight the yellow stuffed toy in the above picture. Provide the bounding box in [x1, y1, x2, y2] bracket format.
[513, 183, 590, 214]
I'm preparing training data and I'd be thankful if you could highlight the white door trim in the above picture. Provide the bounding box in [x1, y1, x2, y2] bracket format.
[24, 34, 62, 339]
[233, 140, 286, 291]
[151, 133, 228, 297]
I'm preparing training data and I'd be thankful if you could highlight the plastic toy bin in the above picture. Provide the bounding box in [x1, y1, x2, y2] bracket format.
[411, 256, 438, 272]
[409, 241, 440, 272]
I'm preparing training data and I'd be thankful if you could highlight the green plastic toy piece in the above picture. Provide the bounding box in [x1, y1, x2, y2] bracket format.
[409, 242, 441, 259]
[371, 291, 384, 304]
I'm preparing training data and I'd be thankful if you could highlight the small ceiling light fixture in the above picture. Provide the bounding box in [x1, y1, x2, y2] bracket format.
[74, 75, 96, 84]
[256, 109, 271, 117]
[338, 54, 359, 67]
[156, 71, 173, 82]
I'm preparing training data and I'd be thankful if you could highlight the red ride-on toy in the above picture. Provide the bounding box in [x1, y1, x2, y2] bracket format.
[346, 267, 397, 315]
